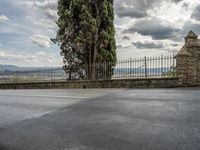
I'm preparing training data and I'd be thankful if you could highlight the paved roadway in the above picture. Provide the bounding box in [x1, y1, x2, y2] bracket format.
[0, 88, 200, 150]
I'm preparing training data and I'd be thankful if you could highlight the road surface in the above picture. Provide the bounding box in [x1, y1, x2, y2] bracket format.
[0, 88, 200, 150]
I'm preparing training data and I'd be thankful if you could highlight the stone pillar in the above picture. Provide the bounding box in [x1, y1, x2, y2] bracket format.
[176, 31, 200, 86]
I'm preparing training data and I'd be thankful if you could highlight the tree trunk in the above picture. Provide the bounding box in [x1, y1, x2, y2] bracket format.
[87, 3, 99, 80]
[88, 46, 92, 80]
[90, 30, 98, 80]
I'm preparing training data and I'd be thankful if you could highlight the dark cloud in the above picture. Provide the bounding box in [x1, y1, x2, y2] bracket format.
[171, 0, 183, 3]
[123, 18, 180, 40]
[132, 41, 164, 49]
[114, 0, 184, 19]
[115, 4, 147, 18]
[191, 5, 200, 21]
[114, 0, 162, 19]
[182, 22, 200, 35]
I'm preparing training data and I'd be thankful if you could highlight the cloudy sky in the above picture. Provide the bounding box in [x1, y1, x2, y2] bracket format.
[0, 0, 200, 67]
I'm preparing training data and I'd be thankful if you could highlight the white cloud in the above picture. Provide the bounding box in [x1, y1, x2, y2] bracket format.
[44, 9, 57, 20]
[0, 50, 62, 67]
[113, 0, 200, 60]
[30, 35, 51, 48]
[0, 15, 9, 22]
[34, 19, 56, 29]
[2, 0, 200, 65]
[20, 0, 58, 21]
[33, 0, 57, 10]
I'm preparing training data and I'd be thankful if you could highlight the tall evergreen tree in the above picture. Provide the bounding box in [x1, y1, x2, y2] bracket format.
[55, 0, 117, 79]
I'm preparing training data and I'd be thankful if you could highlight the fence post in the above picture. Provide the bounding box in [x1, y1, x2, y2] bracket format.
[144, 57, 147, 78]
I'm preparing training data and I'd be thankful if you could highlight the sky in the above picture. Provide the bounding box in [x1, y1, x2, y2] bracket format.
[0, 0, 200, 67]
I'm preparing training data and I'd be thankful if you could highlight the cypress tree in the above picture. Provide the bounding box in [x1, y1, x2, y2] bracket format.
[56, 0, 116, 79]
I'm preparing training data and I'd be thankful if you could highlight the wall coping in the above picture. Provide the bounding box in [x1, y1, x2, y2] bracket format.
[0, 77, 179, 86]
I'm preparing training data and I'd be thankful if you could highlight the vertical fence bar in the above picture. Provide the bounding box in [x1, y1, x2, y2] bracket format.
[153, 57, 155, 77]
[128, 59, 130, 78]
[170, 55, 172, 77]
[139, 58, 143, 77]
[168, 55, 170, 75]
[139, 58, 141, 78]
[141, 58, 143, 77]
[118, 60, 120, 79]
[117, 60, 119, 79]
[134, 58, 136, 78]
[133, 58, 135, 78]
[115, 61, 117, 79]
[163, 56, 165, 76]
[157, 56, 158, 77]
[137, 58, 138, 77]
[161, 54, 163, 77]
[101, 62, 103, 79]
[165, 55, 167, 75]
[117, 61, 119, 79]
[155, 56, 157, 77]
[104, 61, 106, 79]
[166, 56, 168, 75]
[150, 57, 151, 77]
[119, 60, 121, 79]
[150, 57, 152, 77]
[169, 55, 171, 75]
[124, 60, 128, 78]
[130, 58, 132, 78]
[173, 54, 175, 77]
[105, 61, 107, 79]
[127, 59, 129, 78]
[144, 57, 147, 78]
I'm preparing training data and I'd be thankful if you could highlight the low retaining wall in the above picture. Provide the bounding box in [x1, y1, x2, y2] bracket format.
[0, 77, 180, 89]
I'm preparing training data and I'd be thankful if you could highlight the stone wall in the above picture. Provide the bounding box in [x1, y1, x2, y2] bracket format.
[176, 31, 200, 86]
[0, 77, 179, 89]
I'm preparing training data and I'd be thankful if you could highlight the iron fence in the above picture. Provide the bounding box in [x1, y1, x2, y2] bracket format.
[0, 55, 177, 83]
[112, 54, 176, 79]
[0, 68, 67, 84]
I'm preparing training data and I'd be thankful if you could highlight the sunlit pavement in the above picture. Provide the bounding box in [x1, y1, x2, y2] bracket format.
[0, 88, 200, 150]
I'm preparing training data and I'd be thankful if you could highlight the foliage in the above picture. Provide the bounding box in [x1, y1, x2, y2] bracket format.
[55, 0, 117, 79]
[163, 66, 176, 77]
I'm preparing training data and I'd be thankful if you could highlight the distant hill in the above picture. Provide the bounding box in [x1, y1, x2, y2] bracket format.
[0, 65, 67, 81]
[0, 65, 20, 71]
[0, 65, 173, 78]
[0, 65, 62, 72]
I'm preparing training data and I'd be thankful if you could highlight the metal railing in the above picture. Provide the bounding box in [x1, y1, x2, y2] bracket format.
[0, 55, 177, 84]
[0, 68, 67, 84]
[112, 55, 176, 79]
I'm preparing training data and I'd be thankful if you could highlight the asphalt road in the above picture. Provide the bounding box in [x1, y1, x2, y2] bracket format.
[0, 88, 200, 150]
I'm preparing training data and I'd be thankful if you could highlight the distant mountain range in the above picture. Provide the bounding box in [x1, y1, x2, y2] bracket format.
[0, 65, 174, 77]
[0, 65, 67, 81]
[0, 65, 20, 71]
[0, 65, 62, 72]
